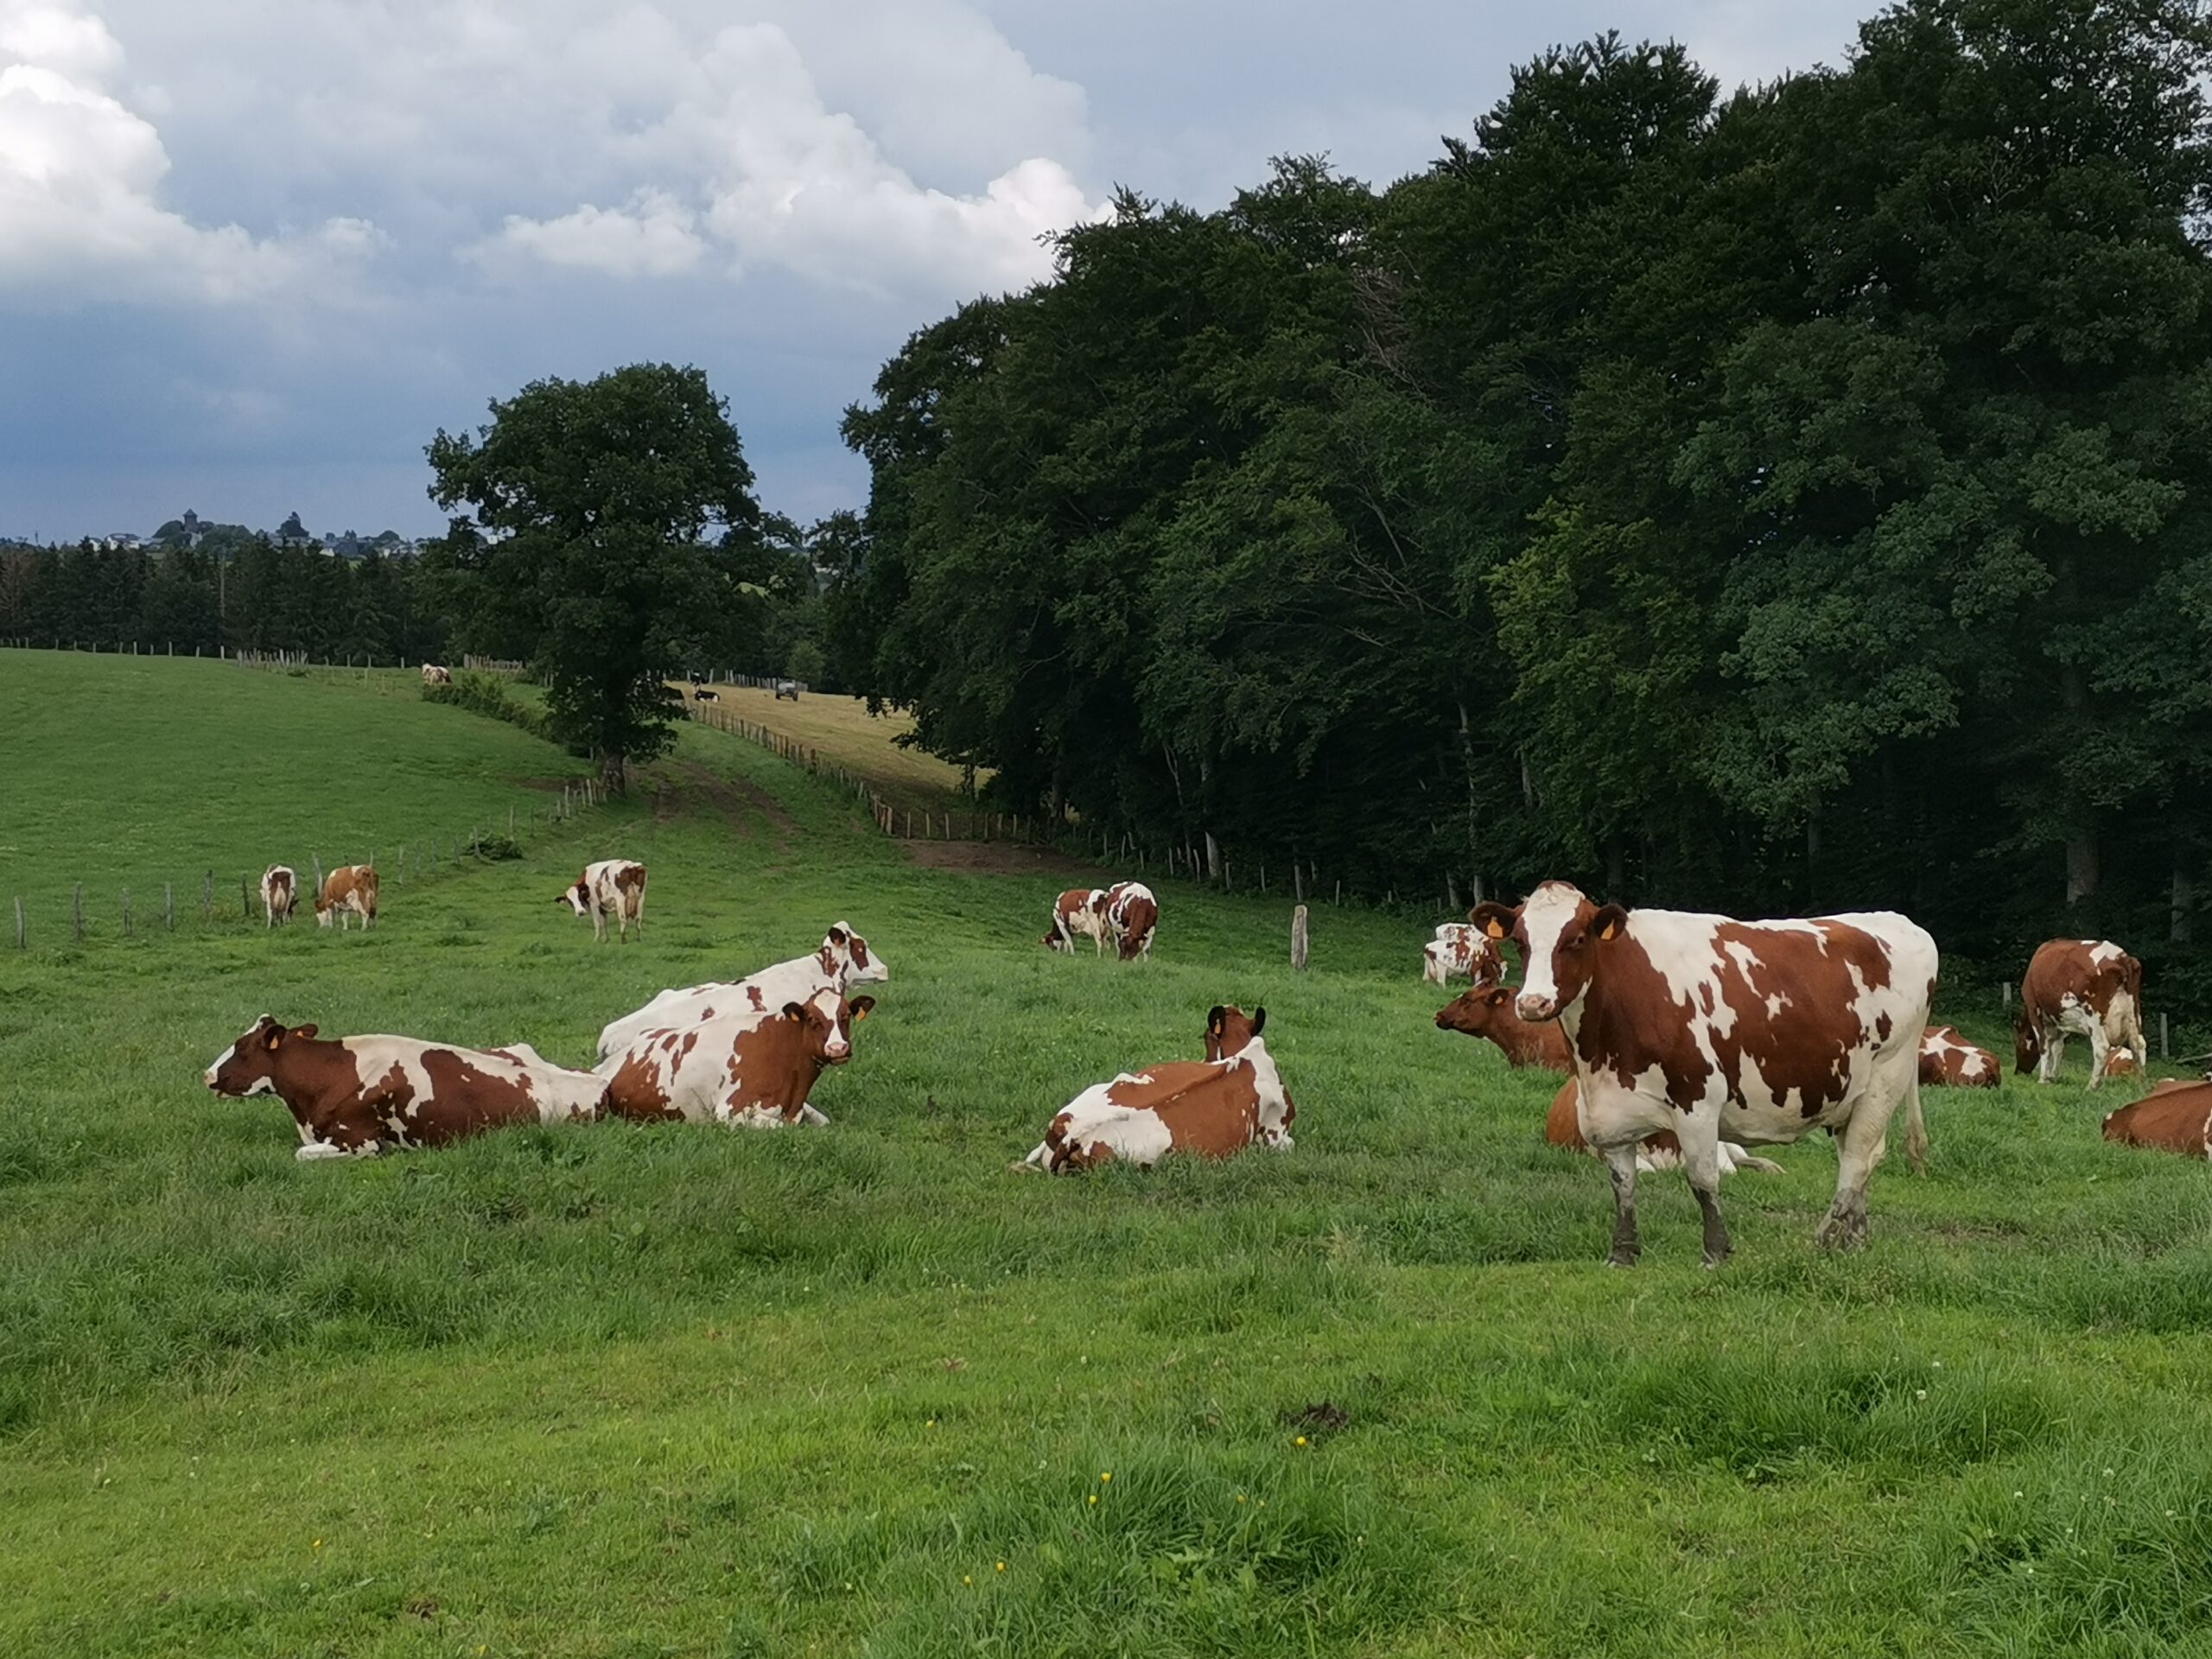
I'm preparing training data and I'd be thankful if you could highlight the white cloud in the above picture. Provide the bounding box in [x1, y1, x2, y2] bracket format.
[0, 0, 378, 304]
[490, 189, 704, 278]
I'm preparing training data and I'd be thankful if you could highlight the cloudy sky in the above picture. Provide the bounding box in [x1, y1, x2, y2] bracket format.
[0, 0, 1872, 540]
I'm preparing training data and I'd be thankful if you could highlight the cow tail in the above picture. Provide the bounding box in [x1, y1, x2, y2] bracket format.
[1902, 1068, 1929, 1175]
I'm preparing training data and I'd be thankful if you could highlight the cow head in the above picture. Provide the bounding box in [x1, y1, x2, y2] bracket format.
[205, 1015, 319, 1096]
[2013, 1007, 2042, 1077]
[781, 992, 875, 1066]
[821, 923, 890, 985]
[1471, 880, 1626, 1024]
[1434, 984, 1516, 1035]
[1205, 1004, 1266, 1061]
[555, 878, 590, 916]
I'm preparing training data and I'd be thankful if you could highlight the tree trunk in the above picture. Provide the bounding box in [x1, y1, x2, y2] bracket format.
[1205, 831, 1222, 881]
[1605, 835, 1626, 896]
[1457, 698, 1481, 871]
[2173, 863, 2194, 944]
[601, 749, 627, 798]
[2065, 829, 2099, 906]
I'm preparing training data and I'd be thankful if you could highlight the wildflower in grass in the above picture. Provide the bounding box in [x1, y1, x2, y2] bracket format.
[1294, 1436, 1307, 1446]
[2103, 1468, 2114, 1478]
[1088, 1495, 1097, 1505]
[963, 1575, 971, 1585]
[312, 1539, 323, 1550]
[1236, 1495, 1247, 1504]
[1914, 1389, 1927, 1400]
[996, 1561, 1006, 1573]
[1100, 1471, 1111, 1482]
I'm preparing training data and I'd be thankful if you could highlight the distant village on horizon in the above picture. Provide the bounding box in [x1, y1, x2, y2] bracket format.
[0, 509, 431, 563]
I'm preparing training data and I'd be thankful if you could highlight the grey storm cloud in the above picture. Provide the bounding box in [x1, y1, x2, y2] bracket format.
[0, 0, 1872, 538]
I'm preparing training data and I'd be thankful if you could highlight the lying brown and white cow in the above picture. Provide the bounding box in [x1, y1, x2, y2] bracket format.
[600, 989, 874, 1127]
[1423, 923, 1503, 988]
[1042, 887, 1111, 954]
[1918, 1025, 2000, 1088]
[1434, 984, 1572, 1071]
[2107, 1046, 2143, 1077]
[2101, 1079, 2212, 1158]
[595, 923, 888, 1061]
[1472, 881, 1936, 1266]
[421, 664, 451, 685]
[1104, 881, 1158, 960]
[204, 1014, 604, 1159]
[557, 859, 647, 942]
[1544, 1080, 1781, 1175]
[2017, 938, 2146, 1088]
[260, 864, 296, 927]
[315, 864, 378, 930]
[1016, 1004, 1292, 1173]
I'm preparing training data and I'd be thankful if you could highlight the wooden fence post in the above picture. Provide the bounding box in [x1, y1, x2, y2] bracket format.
[240, 872, 250, 920]
[1292, 905, 1310, 972]
[164, 883, 174, 932]
[2161, 1012, 2170, 1059]
[202, 870, 213, 918]
[1294, 863, 1304, 902]
[13, 896, 22, 950]
[73, 883, 83, 943]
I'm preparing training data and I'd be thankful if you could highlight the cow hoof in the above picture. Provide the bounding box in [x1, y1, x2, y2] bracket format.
[1702, 1249, 1732, 1270]
[1605, 1249, 1640, 1269]
[1814, 1217, 1869, 1251]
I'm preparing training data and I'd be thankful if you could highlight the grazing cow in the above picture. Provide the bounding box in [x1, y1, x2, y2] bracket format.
[1016, 1004, 1292, 1173]
[204, 1014, 604, 1159]
[1423, 922, 1504, 988]
[595, 923, 889, 1062]
[1104, 881, 1159, 960]
[693, 688, 720, 702]
[556, 859, 647, 943]
[2017, 939, 2146, 1087]
[259, 865, 296, 927]
[315, 865, 378, 931]
[1919, 1025, 2000, 1088]
[1433, 984, 1572, 1071]
[601, 990, 874, 1127]
[421, 664, 451, 685]
[1042, 887, 1112, 954]
[1472, 881, 1936, 1266]
[1544, 1080, 1782, 1176]
[2101, 1080, 2212, 1158]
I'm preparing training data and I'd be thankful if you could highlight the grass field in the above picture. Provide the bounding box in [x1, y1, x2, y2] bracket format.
[678, 681, 979, 819]
[6, 652, 2212, 1656]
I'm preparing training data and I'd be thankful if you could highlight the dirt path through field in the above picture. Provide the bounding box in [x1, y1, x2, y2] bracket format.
[899, 838, 1104, 877]
[652, 762, 796, 848]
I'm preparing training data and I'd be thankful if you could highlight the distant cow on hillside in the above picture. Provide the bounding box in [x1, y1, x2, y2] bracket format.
[2018, 939, 2145, 1088]
[421, 664, 451, 685]
[1042, 887, 1111, 954]
[316, 865, 378, 931]
[259, 865, 296, 927]
[556, 860, 647, 943]
[1424, 922, 1504, 988]
[693, 688, 720, 702]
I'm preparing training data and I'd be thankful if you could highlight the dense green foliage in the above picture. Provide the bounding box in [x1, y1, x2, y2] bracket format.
[0, 537, 446, 664]
[7, 655, 2212, 1656]
[830, 0, 2212, 991]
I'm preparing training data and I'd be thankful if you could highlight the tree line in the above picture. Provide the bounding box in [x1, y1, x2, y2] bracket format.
[824, 0, 2212, 995]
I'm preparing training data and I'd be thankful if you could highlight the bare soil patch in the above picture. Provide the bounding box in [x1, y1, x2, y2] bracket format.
[650, 763, 797, 846]
[899, 837, 1105, 878]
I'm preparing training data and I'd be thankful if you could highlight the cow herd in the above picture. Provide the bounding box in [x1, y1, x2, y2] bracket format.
[204, 844, 2198, 1267]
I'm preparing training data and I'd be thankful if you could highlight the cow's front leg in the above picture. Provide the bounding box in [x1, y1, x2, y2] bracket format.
[1684, 1134, 1731, 1268]
[2086, 1026, 2113, 1090]
[1603, 1144, 1641, 1267]
[1815, 1107, 1888, 1250]
[2043, 1030, 2066, 1084]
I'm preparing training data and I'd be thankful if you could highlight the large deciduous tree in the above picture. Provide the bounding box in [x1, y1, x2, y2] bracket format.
[423, 364, 760, 794]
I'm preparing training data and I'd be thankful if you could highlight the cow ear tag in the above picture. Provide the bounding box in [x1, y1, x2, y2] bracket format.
[1483, 918, 1508, 939]
[264, 1027, 283, 1050]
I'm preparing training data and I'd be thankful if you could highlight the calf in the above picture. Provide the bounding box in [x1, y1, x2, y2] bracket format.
[601, 990, 874, 1126]
[1472, 881, 1935, 1266]
[1423, 923, 1503, 988]
[421, 664, 451, 685]
[1545, 1080, 1781, 1175]
[1919, 1025, 2000, 1088]
[595, 923, 888, 1061]
[1043, 887, 1112, 954]
[2107, 1047, 2142, 1077]
[2102, 1080, 2212, 1159]
[1434, 985, 1572, 1071]
[1104, 880, 1158, 960]
[260, 864, 296, 927]
[204, 1014, 604, 1159]
[2018, 938, 2145, 1087]
[557, 859, 647, 942]
[315, 864, 378, 930]
[1016, 1004, 1293, 1173]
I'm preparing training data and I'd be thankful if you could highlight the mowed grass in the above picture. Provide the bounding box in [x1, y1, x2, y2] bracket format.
[5, 659, 2212, 1656]
[677, 680, 979, 817]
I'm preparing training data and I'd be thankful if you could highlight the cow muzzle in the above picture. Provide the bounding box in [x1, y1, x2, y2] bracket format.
[1516, 993, 1558, 1023]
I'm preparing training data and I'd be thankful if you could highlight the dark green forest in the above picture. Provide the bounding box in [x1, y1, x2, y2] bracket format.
[826, 0, 2212, 988]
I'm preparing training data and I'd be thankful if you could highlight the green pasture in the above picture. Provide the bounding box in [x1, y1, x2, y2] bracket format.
[3, 651, 2210, 1657]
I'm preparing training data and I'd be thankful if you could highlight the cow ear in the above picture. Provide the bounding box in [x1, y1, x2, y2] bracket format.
[1206, 1005, 1226, 1036]
[1470, 902, 1518, 941]
[263, 1024, 286, 1049]
[1590, 905, 1627, 943]
[1484, 987, 1512, 1006]
[781, 1001, 806, 1020]
[849, 996, 875, 1020]
[1251, 1007, 1266, 1037]
[294, 1023, 318, 1039]
[827, 925, 847, 944]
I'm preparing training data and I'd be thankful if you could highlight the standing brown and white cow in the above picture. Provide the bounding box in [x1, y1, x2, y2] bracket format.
[1103, 881, 1158, 960]
[315, 865, 378, 930]
[2017, 939, 2145, 1088]
[1042, 888, 1112, 954]
[1472, 882, 1936, 1266]
[600, 988, 875, 1127]
[204, 1014, 605, 1158]
[557, 859, 647, 942]
[1423, 922, 1503, 988]
[421, 664, 451, 685]
[1015, 1004, 1292, 1172]
[1918, 1026, 2000, 1088]
[260, 865, 296, 927]
[594, 924, 889, 1062]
